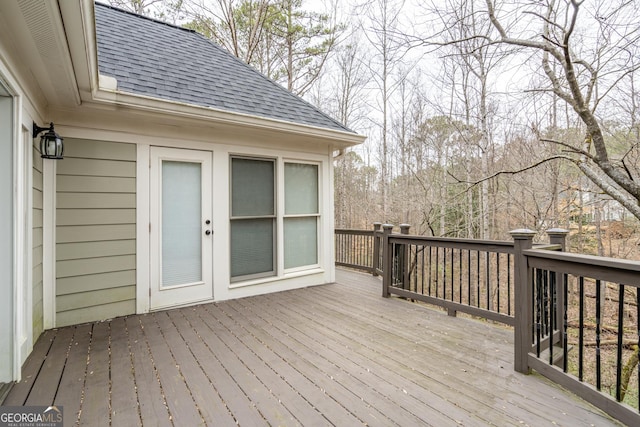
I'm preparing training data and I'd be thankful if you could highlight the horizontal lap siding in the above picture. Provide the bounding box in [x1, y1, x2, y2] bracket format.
[33, 143, 43, 341]
[56, 139, 136, 327]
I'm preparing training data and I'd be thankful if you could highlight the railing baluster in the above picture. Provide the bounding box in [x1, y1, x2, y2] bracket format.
[616, 284, 624, 402]
[563, 273, 568, 373]
[536, 268, 542, 358]
[507, 253, 512, 316]
[637, 287, 640, 413]
[476, 250, 480, 308]
[467, 249, 471, 307]
[496, 253, 500, 314]
[486, 251, 491, 311]
[579, 276, 584, 382]
[549, 271, 555, 365]
[435, 246, 440, 299]
[450, 247, 454, 301]
[543, 270, 549, 337]
[459, 248, 463, 304]
[428, 246, 432, 296]
[596, 279, 602, 391]
[443, 247, 448, 300]
[421, 245, 425, 295]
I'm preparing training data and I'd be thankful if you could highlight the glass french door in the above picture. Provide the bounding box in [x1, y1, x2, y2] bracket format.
[150, 147, 213, 309]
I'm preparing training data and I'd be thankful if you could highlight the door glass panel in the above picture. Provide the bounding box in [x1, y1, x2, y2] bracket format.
[162, 161, 202, 286]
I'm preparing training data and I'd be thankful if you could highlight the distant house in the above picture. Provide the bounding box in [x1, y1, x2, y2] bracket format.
[0, 1, 364, 385]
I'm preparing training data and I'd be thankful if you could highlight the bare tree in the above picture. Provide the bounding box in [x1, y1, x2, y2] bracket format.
[360, 0, 407, 221]
[482, 0, 640, 220]
[184, 0, 273, 65]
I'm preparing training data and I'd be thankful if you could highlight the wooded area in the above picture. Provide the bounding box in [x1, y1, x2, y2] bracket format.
[109, 0, 640, 259]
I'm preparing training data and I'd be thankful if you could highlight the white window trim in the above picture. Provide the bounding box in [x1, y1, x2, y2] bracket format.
[230, 155, 323, 286]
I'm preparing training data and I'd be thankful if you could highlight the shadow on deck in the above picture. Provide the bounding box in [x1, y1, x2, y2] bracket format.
[4, 269, 621, 426]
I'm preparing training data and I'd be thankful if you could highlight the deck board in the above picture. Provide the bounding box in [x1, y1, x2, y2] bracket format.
[78, 322, 110, 426]
[109, 317, 142, 427]
[3, 329, 55, 406]
[25, 327, 74, 406]
[4, 269, 623, 426]
[54, 323, 91, 426]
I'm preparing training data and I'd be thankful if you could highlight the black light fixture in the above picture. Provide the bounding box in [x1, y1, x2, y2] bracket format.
[33, 122, 64, 159]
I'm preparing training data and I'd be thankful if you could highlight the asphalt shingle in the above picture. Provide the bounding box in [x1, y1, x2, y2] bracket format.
[94, 2, 353, 133]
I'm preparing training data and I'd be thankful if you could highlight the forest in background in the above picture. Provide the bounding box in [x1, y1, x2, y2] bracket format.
[107, 0, 640, 259]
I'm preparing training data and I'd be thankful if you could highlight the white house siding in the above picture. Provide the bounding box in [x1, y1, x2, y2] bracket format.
[32, 140, 43, 341]
[55, 138, 136, 327]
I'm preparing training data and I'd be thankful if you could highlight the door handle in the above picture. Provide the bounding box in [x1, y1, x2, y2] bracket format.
[205, 230, 212, 235]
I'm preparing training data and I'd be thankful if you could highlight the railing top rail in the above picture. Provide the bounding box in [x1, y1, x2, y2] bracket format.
[335, 229, 375, 236]
[532, 243, 562, 251]
[524, 248, 640, 286]
[387, 234, 515, 253]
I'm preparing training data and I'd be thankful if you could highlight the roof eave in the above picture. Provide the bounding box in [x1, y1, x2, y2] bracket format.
[91, 84, 366, 148]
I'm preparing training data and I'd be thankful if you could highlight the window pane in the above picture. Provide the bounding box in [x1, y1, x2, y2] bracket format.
[285, 163, 318, 215]
[232, 158, 274, 217]
[162, 161, 201, 286]
[284, 217, 317, 269]
[231, 218, 274, 278]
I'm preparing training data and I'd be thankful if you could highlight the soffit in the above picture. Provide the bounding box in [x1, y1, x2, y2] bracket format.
[0, 0, 80, 109]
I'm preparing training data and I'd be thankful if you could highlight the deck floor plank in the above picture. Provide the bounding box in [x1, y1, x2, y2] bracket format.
[125, 315, 173, 427]
[3, 269, 623, 426]
[53, 323, 92, 426]
[211, 300, 379, 426]
[77, 322, 110, 426]
[3, 329, 56, 406]
[225, 297, 447, 426]
[305, 277, 610, 423]
[109, 317, 142, 427]
[188, 303, 303, 426]
[250, 289, 490, 426]
[138, 313, 204, 426]
[176, 306, 273, 427]
[25, 327, 75, 406]
[156, 310, 237, 427]
[292, 277, 612, 425]
[283, 285, 536, 421]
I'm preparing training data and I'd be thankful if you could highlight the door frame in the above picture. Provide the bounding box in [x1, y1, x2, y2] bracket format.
[147, 146, 214, 310]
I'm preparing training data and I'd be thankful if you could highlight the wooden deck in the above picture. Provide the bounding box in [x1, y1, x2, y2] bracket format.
[4, 269, 621, 426]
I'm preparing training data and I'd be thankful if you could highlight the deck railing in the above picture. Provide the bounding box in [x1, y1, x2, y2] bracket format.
[335, 223, 383, 275]
[336, 223, 640, 425]
[521, 240, 640, 426]
[382, 226, 517, 325]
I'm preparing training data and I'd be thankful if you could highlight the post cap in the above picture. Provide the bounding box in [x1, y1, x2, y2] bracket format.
[546, 228, 569, 235]
[509, 229, 537, 239]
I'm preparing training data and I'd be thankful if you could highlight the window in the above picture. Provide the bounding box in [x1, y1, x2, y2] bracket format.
[230, 157, 276, 280]
[230, 157, 320, 282]
[284, 163, 319, 269]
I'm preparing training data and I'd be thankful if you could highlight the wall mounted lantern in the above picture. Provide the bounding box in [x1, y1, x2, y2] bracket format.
[33, 122, 64, 159]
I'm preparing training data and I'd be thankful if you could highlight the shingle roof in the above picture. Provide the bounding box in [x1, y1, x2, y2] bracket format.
[94, 2, 353, 133]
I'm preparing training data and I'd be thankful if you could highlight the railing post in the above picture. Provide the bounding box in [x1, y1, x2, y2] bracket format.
[399, 224, 411, 290]
[372, 222, 382, 276]
[510, 229, 537, 374]
[547, 228, 569, 251]
[381, 224, 394, 297]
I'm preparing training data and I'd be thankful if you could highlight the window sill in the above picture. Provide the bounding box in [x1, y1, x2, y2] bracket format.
[228, 266, 325, 290]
